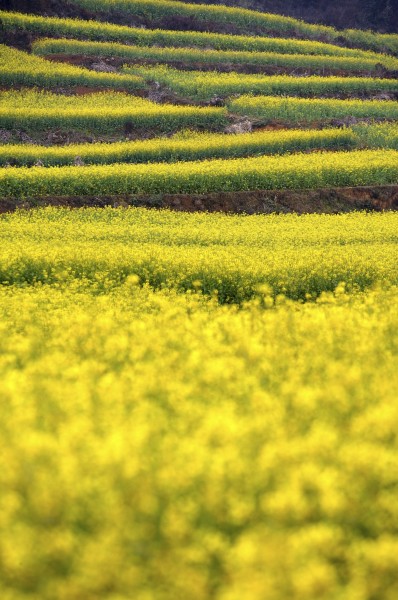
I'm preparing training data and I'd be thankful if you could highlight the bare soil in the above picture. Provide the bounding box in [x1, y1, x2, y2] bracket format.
[3, 185, 398, 214]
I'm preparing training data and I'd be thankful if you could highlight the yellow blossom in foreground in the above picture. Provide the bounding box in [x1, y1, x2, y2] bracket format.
[1, 208, 398, 598]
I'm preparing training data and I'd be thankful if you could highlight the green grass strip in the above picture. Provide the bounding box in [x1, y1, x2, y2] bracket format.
[32, 38, 398, 74]
[2, 149, 398, 198]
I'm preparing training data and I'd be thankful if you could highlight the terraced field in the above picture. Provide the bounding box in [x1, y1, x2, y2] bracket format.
[2, 2, 398, 599]
[2, 5, 398, 207]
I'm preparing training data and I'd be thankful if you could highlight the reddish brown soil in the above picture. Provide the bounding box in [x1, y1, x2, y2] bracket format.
[3, 185, 398, 214]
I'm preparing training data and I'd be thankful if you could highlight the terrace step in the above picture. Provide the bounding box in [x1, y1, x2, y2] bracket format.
[3, 184, 398, 214]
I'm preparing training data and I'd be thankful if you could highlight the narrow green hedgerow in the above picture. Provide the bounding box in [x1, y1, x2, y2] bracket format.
[124, 65, 398, 101]
[2, 149, 398, 198]
[0, 43, 142, 90]
[32, 38, 398, 74]
[0, 128, 355, 167]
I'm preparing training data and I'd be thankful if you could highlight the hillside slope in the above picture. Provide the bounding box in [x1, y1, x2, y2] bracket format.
[3, 0, 398, 32]
[1, 0, 398, 213]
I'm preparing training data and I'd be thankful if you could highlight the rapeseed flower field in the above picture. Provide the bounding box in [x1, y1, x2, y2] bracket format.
[33, 37, 398, 74]
[0, 44, 142, 90]
[1, 209, 398, 599]
[0, 89, 226, 135]
[68, 0, 398, 53]
[0, 127, 354, 167]
[2, 10, 392, 57]
[124, 64, 398, 101]
[3, 149, 398, 198]
[2, 208, 398, 300]
[2, 0, 398, 595]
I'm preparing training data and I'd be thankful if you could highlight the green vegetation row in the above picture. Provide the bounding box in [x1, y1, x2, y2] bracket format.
[229, 95, 398, 125]
[3, 124, 398, 168]
[1, 10, 389, 60]
[32, 37, 398, 75]
[0, 90, 226, 134]
[125, 65, 398, 101]
[0, 43, 142, 90]
[2, 150, 398, 198]
[0, 89, 148, 110]
[68, 0, 398, 55]
[353, 122, 398, 150]
[15, 88, 392, 131]
[0, 128, 355, 167]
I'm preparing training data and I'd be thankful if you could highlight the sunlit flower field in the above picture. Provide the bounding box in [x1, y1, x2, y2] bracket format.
[1, 208, 398, 599]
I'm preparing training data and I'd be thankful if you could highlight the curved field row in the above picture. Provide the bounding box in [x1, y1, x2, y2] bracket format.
[1, 208, 398, 300]
[229, 95, 398, 125]
[0, 90, 226, 134]
[0, 43, 142, 90]
[0, 106, 225, 135]
[2, 10, 393, 62]
[0, 128, 355, 167]
[10, 88, 398, 139]
[0, 89, 149, 110]
[2, 149, 398, 198]
[32, 38, 398, 75]
[125, 65, 398, 100]
[3, 124, 398, 168]
[68, 0, 398, 55]
[0, 105, 225, 135]
[35, 42, 382, 77]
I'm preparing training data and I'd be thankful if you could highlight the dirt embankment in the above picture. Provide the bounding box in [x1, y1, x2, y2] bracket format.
[2, 0, 91, 20]
[3, 185, 398, 214]
[41, 54, 397, 80]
